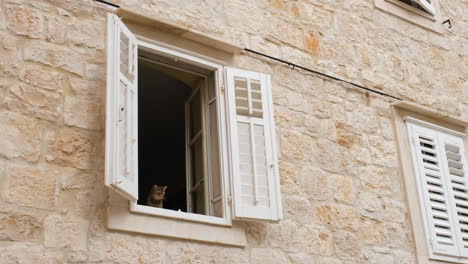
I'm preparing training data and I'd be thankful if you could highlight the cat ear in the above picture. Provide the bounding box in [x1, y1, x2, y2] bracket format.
[163, 186, 167, 191]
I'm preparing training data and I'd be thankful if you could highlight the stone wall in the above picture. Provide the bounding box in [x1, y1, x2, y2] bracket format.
[0, 0, 466, 263]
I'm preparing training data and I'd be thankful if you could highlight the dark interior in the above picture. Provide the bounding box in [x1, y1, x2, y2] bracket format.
[137, 60, 193, 212]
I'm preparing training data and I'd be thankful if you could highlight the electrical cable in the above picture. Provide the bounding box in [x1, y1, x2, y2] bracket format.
[244, 48, 403, 101]
[92, 0, 403, 101]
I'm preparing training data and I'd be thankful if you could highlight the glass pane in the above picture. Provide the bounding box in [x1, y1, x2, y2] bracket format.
[191, 185, 205, 214]
[189, 91, 202, 137]
[191, 137, 204, 185]
[209, 102, 221, 199]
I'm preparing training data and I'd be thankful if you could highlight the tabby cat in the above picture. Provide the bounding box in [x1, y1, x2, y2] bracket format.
[147, 185, 167, 208]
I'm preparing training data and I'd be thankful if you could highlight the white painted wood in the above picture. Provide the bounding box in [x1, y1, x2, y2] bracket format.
[105, 13, 139, 201]
[414, 0, 436, 15]
[406, 121, 459, 257]
[404, 117, 466, 137]
[225, 67, 281, 222]
[438, 132, 468, 258]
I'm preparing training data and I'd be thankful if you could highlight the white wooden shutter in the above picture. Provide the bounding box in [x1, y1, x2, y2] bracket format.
[225, 67, 282, 221]
[414, 0, 435, 15]
[439, 132, 468, 258]
[407, 121, 459, 256]
[105, 13, 139, 201]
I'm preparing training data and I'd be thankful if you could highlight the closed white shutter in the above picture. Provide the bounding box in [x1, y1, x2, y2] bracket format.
[407, 121, 459, 256]
[105, 13, 139, 201]
[414, 0, 435, 15]
[439, 132, 468, 257]
[225, 67, 282, 221]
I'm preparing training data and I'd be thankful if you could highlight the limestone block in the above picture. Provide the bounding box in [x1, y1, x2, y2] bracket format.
[0, 111, 43, 161]
[332, 175, 356, 204]
[358, 166, 391, 195]
[301, 167, 332, 201]
[251, 248, 290, 264]
[315, 139, 357, 176]
[381, 222, 406, 248]
[0, 212, 42, 241]
[0, 244, 64, 264]
[358, 192, 384, 221]
[0, 50, 19, 77]
[60, 170, 96, 190]
[288, 253, 316, 264]
[6, 5, 44, 39]
[6, 82, 62, 121]
[69, 76, 102, 99]
[280, 130, 314, 161]
[44, 214, 88, 250]
[46, 16, 67, 44]
[358, 220, 382, 245]
[0, 32, 18, 50]
[63, 96, 101, 130]
[314, 203, 359, 231]
[334, 231, 360, 259]
[5, 163, 58, 210]
[68, 20, 105, 49]
[19, 64, 64, 91]
[279, 161, 302, 195]
[45, 128, 96, 170]
[24, 42, 85, 76]
[363, 248, 394, 264]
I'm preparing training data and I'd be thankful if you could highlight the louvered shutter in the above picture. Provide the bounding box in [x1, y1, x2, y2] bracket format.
[414, 0, 435, 15]
[406, 122, 459, 256]
[105, 13, 139, 201]
[439, 132, 468, 257]
[225, 68, 282, 221]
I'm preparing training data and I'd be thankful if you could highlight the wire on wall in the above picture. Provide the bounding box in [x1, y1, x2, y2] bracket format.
[92, 0, 403, 101]
[244, 48, 403, 101]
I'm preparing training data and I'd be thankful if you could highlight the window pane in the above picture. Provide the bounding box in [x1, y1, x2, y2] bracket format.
[191, 137, 204, 185]
[189, 91, 202, 137]
[191, 185, 205, 214]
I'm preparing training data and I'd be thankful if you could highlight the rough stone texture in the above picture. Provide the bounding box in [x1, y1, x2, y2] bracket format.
[0, 0, 466, 263]
[45, 127, 96, 170]
[6, 82, 62, 121]
[0, 111, 43, 161]
[4, 163, 58, 210]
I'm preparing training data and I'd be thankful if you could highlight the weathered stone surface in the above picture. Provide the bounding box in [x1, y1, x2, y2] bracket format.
[69, 76, 102, 99]
[19, 64, 64, 91]
[68, 20, 104, 49]
[46, 16, 67, 44]
[0, 111, 43, 161]
[6, 5, 44, 38]
[44, 214, 88, 250]
[314, 204, 359, 231]
[6, 82, 62, 120]
[332, 175, 356, 204]
[0, 212, 42, 241]
[24, 42, 85, 76]
[251, 248, 290, 264]
[64, 96, 101, 130]
[315, 139, 357, 176]
[301, 167, 332, 201]
[45, 128, 96, 170]
[5, 163, 58, 210]
[334, 231, 360, 259]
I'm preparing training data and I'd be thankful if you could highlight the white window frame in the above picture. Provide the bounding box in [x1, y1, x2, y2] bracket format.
[393, 102, 468, 264]
[374, 0, 444, 33]
[128, 36, 232, 227]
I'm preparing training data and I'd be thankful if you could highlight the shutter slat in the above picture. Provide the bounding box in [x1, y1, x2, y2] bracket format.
[227, 67, 281, 221]
[406, 121, 459, 257]
[414, 0, 436, 15]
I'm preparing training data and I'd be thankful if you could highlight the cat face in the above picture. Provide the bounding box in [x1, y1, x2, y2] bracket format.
[150, 185, 167, 200]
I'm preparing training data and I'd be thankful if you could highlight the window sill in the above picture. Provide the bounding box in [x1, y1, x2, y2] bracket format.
[374, 0, 444, 34]
[107, 191, 246, 247]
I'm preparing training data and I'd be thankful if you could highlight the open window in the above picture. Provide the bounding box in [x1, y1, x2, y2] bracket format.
[396, 0, 435, 15]
[105, 13, 282, 227]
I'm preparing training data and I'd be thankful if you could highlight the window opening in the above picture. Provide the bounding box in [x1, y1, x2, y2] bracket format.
[137, 49, 222, 217]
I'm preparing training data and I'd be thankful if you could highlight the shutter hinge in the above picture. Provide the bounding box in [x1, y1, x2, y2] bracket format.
[228, 194, 232, 207]
[221, 85, 225, 94]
